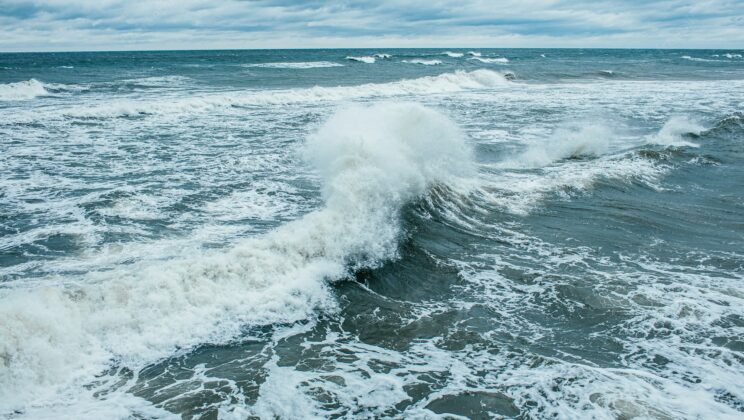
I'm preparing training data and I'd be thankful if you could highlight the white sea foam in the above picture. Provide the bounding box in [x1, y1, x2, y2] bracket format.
[723, 53, 742, 59]
[53, 70, 510, 119]
[0, 102, 474, 414]
[346, 56, 376, 64]
[402, 59, 442, 65]
[443, 51, 464, 58]
[243, 61, 343, 69]
[470, 57, 509, 64]
[648, 116, 704, 147]
[468, 51, 482, 57]
[0, 79, 50, 100]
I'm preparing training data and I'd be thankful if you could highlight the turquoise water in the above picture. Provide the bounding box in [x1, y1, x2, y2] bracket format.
[1, 49, 743, 418]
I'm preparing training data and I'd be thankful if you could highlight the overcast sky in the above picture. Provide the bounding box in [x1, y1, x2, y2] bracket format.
[1, 0, 743, 52]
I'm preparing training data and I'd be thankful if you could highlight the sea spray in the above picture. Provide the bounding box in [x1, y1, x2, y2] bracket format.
[0, 102, 473, 413]
[648, 116, 704, 147]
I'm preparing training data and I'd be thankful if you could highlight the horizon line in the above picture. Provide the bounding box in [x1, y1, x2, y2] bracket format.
[1, 46, 740, 54]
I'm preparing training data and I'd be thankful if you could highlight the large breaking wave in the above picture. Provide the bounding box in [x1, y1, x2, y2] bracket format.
[0, 102, 473, 414]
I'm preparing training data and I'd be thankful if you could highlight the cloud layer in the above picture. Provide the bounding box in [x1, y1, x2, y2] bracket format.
[1, 0, 743, 51]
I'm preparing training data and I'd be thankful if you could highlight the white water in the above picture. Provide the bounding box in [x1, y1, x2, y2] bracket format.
[470, 57, 509, 64]
[403, 59, 442, 65]
[0, 79, 49, 100]
[515, 124, 612, 168]
[0, 102, 473, 415]
[648, 116, 704, 147]
[6, 70, 510, 121]
[243, 62, 343, 69]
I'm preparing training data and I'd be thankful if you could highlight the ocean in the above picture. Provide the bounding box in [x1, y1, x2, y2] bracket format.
[1, 49, 743, 419]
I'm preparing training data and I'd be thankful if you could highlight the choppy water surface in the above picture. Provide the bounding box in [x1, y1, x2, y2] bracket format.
[1, 49, 744, 419]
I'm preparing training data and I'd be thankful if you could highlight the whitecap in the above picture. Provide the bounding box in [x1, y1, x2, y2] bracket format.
[346, 56, 376, 64]
[243, 61, 343, 69]
[402, 59, 442, 65]
[647, 116, 703, 147]
[470, 57, 509, 64]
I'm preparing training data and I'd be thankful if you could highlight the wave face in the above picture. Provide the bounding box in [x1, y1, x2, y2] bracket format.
[2, 49, 744, 419]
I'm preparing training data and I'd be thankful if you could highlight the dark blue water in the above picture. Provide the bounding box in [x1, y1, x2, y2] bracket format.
[1, 49, 743, 419]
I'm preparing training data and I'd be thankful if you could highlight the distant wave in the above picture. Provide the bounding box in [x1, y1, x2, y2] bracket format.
[681, 55, 718, 62]
[48, 69, 512, 119]
[346, 56, 376, 64]
[374, 53, 392, 59]
[0, 79, 81, 101]
[468, 51, 482, 57]
[244, 61, 344, 69]
[443, 51, 464, 58]
[402, 59, 442, 65]
[469, 57, 509, 64]
[116, 75, 192, 87]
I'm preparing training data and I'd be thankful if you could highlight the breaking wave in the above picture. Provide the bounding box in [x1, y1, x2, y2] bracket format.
[28, 70, 511, 120]
[470, 57, 509, 64]
[0, 79, 52, 101]
[0, 102, 473, 414]
[346, 56, 376, 64]
[647, 116, 704, 147]
[243, 62, 344, 69]
[402, 59, 442, 65]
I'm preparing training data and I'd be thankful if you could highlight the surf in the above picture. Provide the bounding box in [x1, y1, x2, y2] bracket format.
[0, 102, 473, 414]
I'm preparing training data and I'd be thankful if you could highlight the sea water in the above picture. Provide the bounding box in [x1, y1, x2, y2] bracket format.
[1, 49, 743, 418]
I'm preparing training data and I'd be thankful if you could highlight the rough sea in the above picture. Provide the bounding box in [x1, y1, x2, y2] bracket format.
[1, 49, 743, 419]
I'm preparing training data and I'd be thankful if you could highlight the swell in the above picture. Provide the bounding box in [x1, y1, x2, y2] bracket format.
[0, 102, 473, 414]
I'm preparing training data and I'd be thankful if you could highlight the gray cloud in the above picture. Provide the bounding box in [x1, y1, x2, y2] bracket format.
[0, 0, 742, 51]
